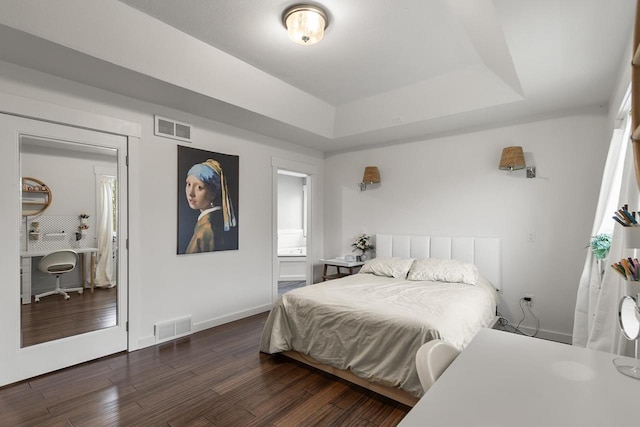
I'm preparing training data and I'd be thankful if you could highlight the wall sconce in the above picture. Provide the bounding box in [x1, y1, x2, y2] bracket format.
[499, 146, 536, 178]
[360, 166, 381, 191]
[526, 166, 536, 178]
[282, 4, 329, 45]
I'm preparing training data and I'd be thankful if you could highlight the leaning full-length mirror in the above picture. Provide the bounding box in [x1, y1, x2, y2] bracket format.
[20, 135, 119, 347]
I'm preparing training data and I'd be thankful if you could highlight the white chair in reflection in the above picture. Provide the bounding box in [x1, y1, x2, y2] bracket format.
[35, 250, 83, 302]
[415, 339, 460, 393]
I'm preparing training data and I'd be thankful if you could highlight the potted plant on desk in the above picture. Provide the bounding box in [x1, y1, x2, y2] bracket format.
[352, 234, 374, 261]
[78, 224, 89, 239]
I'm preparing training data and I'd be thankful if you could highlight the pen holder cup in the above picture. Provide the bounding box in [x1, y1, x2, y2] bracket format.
[625, 227, 640, 249]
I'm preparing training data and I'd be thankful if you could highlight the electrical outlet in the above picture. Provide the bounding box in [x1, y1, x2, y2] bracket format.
[524, 294, 534, 306]
[527, 230, 536, 242]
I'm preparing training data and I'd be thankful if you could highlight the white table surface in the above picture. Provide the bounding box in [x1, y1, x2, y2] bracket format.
[320, 258, 365, 267]
[399, 328, 640, 427]
[21, 247, 98, 257]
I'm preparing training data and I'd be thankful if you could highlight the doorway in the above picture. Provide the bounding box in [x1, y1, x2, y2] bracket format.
[0, 113, 129, 387]
[271, 158, 317, 302]
[277, 170, 309, 296]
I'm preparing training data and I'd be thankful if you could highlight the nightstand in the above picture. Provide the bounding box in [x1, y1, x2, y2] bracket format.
[320, 258, 365, 281]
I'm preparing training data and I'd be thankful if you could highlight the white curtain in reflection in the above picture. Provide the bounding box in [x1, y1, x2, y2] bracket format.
[95, 176, 115, 287]
[572, 111, 635, 355]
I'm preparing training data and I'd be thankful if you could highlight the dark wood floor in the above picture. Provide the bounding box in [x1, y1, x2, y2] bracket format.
[21, 286, 117, 347]
[1, 312, 410, 426]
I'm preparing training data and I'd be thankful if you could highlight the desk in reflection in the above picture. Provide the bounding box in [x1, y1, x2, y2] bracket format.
[20, 247, 98, 304]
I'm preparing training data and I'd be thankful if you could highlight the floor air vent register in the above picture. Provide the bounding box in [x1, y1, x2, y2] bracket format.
[154, 316, 192, 343]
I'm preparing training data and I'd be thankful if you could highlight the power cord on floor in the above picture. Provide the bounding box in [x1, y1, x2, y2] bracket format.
[496, 298, 540, 338]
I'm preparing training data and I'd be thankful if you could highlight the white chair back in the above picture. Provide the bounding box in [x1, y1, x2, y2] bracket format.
[38, 250, 78, 275]
[415, 340, 460, 393]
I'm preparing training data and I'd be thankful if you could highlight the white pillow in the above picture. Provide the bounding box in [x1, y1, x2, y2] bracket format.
[359, 257, 415, 278]
[407, 258, 479, 285]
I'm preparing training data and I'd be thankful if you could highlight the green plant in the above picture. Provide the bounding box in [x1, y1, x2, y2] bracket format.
[589, 233, 612, 260]
[352, 234, 374, 253]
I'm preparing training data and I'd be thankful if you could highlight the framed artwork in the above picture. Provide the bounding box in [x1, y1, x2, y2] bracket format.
[177, 145, 239, 254]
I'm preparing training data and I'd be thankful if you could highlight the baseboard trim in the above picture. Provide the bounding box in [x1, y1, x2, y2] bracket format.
[192, 304, 272, 332]
[136, 304, 272, 349]
[517, 326, 572, 344]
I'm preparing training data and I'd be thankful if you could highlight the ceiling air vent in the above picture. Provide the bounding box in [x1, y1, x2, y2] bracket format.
[154, 115, 192, 142]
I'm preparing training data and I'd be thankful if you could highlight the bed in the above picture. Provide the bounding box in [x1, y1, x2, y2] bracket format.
[260, 234, 500, 406]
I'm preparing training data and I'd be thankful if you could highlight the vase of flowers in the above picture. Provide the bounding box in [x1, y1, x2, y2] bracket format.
[352, 234, 374, 261]
[79, 213, 90, 226]
[589, 233, 612, 279]
[29, 221, 40, 241]
[79, 224, 89, 235]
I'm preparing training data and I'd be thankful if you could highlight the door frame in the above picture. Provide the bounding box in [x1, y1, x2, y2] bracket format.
[0, 92, 141, 386]
[271, 157, 318, 303]
[0, 92, 142, 352]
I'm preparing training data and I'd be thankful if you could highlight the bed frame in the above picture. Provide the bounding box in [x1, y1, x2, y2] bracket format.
[282, 350, 420, 406]
[282, 234, 501, 407]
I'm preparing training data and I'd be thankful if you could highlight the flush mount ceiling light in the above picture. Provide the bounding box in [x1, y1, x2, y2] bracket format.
[282, 4, 329, 45]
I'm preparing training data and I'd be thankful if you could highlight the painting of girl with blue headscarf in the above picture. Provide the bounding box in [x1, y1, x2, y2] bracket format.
[177, 146, 238, 254]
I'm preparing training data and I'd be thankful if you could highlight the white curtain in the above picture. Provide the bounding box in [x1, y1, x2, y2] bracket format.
[95, 176, 115, 287]
[572, 111, 636, 355]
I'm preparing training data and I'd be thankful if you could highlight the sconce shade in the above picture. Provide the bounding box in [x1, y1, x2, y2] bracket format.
[282, 4, 328, 45]
[359, 166, 381, 191]
[362, 166, 381, 184]
[499, 146, 526, 171]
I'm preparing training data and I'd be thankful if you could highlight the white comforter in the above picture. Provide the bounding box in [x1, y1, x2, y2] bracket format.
[260, 273, 498, 398]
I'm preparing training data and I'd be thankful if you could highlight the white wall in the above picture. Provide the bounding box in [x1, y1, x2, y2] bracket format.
[21, 147, 116, 238]
[278, 174, 305, 230]
[0, 60, 324, 355]
[324, 110, 609, 342]
[21, 148, 115, 293]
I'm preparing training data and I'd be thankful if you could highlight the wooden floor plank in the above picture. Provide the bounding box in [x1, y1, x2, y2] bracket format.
[0, 312, 410, 426]
[203, 401, 257, 426]
[297, 402, 346, 427]
[273, 381, 350, 426]
[46, 384, 138, 417]
[21, 287, 117, 347]
[380, 407, 410, 427]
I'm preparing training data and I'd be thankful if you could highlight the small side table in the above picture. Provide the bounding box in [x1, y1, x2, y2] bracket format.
[320, 258, 365, 281]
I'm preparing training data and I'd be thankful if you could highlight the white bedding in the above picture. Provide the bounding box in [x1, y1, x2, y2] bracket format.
[260, 272, 498, 398]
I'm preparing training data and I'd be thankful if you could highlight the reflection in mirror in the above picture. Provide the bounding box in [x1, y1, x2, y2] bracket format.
[618, 295, 640, 340]
[20, 135, 119, 347]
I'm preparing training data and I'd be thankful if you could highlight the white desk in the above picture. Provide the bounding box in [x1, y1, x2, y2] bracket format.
[20, 247, 98, 304]
[399, 328, 640, 427]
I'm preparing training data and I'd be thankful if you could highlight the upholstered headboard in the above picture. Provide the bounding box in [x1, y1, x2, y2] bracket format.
[375, 234, 501, 290]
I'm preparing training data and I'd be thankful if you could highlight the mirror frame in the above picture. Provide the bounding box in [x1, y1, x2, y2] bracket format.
[21, 176, 52, 217]
[618, 295, 640, 340]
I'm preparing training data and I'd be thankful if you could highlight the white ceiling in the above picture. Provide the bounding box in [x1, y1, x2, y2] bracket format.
[0, 0, 634, 153]
[121, 0, 486, 106]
